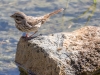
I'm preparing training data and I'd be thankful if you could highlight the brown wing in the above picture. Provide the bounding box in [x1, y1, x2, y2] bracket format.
[27, 16, 45, 26]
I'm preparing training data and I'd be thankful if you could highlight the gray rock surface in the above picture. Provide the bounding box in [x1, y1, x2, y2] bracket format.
[15, 26, 100, 75]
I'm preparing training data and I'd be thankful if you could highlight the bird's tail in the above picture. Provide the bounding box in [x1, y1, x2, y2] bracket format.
[49, 8, 64, 17]
[41, 8, 64, 24]
[44, 8, 64, 18]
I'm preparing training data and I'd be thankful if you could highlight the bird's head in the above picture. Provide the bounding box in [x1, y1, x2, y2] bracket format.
[10, 12, 26, 22]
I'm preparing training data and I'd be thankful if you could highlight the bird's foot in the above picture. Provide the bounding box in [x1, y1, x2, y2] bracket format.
[21, 32, 42, 40]
[21, 33, 31, 40]
[21, 35, 37, 40]
[29, 33, 42, 38]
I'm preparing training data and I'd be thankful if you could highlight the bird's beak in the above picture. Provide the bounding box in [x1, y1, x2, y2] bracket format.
[10, 15, 14, 18]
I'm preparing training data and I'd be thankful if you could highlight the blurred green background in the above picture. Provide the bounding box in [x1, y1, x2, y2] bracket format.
[0, 0, 99, 75]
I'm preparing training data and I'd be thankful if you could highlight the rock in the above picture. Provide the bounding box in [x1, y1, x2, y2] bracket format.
[15, 26, 100, 75]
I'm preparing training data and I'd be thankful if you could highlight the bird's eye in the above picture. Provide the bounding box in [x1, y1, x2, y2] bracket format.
[15, 15, 18, 18]
[15, 15, 24, 19]
[20, 16, 24, 19]
[16, 19, 20, 21]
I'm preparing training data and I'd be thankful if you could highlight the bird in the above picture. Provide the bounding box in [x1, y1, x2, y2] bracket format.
[10, 8, 64, 38]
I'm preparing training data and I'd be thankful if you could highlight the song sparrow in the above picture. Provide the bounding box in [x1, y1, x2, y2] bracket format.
[10, 8, 64, 38]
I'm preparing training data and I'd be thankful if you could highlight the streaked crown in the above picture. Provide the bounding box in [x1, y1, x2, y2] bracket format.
[10, 12, 26, 19]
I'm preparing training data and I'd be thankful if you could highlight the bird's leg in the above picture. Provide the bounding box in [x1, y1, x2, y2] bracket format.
[29, 31, 38, 37]
[22, 32, 29, 38]
[25, 33, 29, 37]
